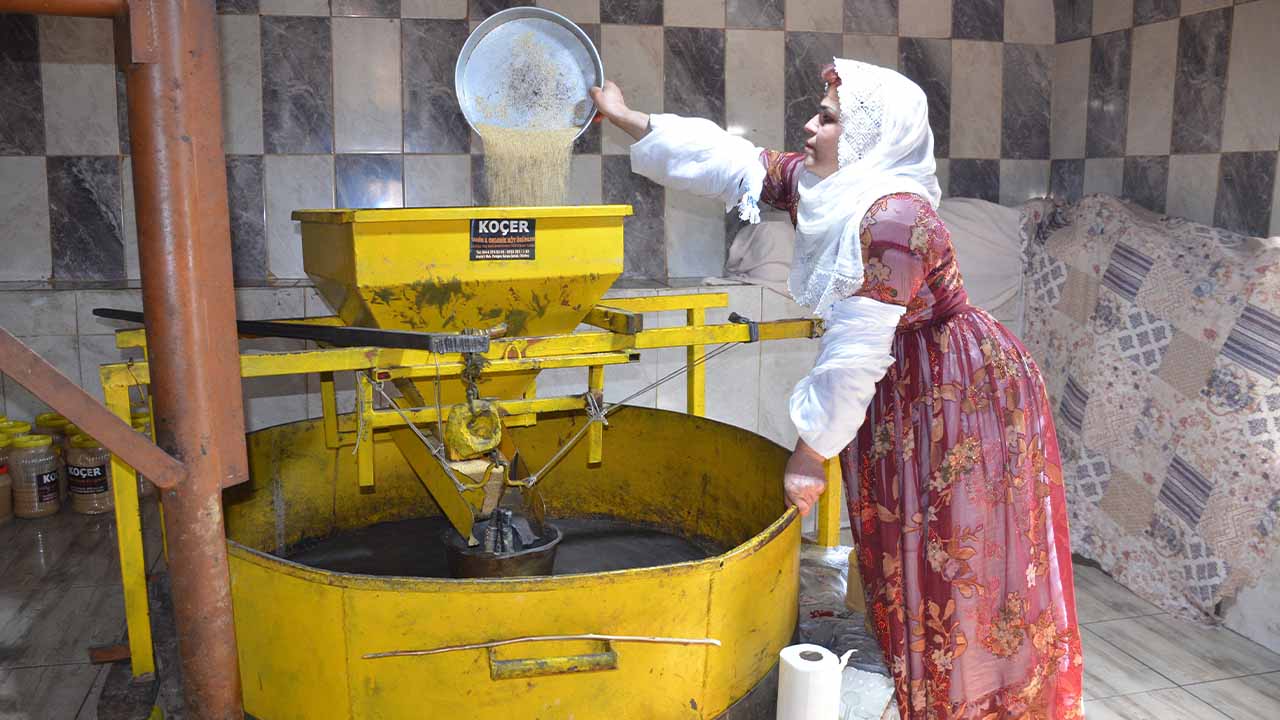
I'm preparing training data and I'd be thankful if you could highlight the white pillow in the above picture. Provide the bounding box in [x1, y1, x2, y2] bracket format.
[936, 198, 1026, 335]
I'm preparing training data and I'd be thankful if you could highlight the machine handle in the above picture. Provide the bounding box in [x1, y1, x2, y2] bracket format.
[487, 641, 618, 680]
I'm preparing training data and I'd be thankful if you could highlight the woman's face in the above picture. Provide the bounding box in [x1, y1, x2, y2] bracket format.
[803, 84, 842, 178]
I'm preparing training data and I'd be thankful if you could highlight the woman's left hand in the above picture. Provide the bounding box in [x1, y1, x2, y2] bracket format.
[784, 440, 827, 517]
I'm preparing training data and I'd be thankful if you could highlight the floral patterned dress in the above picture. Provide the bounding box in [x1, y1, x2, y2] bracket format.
[762, 151, 1085, 719]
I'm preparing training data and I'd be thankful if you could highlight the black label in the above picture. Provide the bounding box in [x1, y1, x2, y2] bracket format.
[470, 219, 536, 260]
[69, 464, 109, 494]
[36, 470, 58, 503]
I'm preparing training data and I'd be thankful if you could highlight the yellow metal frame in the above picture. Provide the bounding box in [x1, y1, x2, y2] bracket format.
[99, 292, 845, 681]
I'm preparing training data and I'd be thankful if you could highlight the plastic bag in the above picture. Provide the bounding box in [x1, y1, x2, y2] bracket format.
[797, 543, 889, 677]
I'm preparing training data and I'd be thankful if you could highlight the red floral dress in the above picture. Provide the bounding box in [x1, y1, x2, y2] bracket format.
[762, 151, 1084, 719]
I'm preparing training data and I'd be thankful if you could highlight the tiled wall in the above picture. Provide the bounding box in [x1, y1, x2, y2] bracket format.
[1049, 0, 1280, 238]
[0, 1, 1057, 287]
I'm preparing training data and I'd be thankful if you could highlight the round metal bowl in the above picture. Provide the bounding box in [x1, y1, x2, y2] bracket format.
[454, 6, 604, 141]
[443, 521, 563, 578]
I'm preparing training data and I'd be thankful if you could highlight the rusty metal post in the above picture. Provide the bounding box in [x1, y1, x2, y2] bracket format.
[121, 0, 249, 717]
[0, 0, 127, 16]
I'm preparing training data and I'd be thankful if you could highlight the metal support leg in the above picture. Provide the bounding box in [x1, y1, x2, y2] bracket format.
[686, 308, 706, 417]
[588, 365, 604, 464]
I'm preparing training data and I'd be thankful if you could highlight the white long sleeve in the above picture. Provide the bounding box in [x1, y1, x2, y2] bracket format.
[789, 295, 905, 459]
[629, 113, 767, 223]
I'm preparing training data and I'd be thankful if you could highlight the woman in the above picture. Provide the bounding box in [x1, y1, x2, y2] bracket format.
[591, 59, 1084, 719]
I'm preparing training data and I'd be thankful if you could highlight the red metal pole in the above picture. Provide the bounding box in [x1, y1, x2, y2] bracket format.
[0, 0, 127, 16]
[121, 0, 248, 717]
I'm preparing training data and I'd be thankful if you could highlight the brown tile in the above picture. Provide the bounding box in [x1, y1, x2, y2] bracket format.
[1081, 626, 1176, 699]
[1088, 614, 1280, 685]
[1185, 671, 1280, 720]
[1085, 688, 1229, 720]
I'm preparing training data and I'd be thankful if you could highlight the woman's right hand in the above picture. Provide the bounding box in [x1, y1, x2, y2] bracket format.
[589, 81, 650, 141]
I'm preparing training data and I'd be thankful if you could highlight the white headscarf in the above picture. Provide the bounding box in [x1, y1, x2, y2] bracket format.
[789, 59, 942, 318]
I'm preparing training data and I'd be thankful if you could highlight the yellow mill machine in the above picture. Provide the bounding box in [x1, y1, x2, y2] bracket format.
[96, 204, 851, 718]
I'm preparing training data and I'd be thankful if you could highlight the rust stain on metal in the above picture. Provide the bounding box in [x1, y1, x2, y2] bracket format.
[0, 0, 127, 17]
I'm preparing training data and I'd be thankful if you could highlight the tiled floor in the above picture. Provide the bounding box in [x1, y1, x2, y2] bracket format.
[2, 509, 1279, 718]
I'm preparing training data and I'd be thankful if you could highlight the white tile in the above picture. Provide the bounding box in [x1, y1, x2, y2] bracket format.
[666, 193, 727, 278]
[666, 0, 725, 27]
[0, 291, 77, 336]
[1223, 0, 1280, 152]
[1181, 0, 1232, 14]
[235, 287, 306, 321]
[122, 156, 139, 281]
[1073, 564, 1163, 623]
[1051, 38, 1091, 160]
[655, 308, 692, 414]
[935, 158, 950, 198]
[705, 285, 763, 431]
[786, 0, 842, 31]
[536, 0, 600, 23]
[1225, 564, 1280, 656]
[1272, 156, 1280, 238]
[4, 336, 80, 421]
[1088, 613, 1280, 685]
[0, 158, 51, 282]
[41, 63, 118, 156]
[1084, 688, 1228, 720]
[218, 14, 265, 156]
[303, 286, 336, 317]
[950, 41, 1003, 159]
[75, 289, 143, 335]
[841, 33, 898, 70]
[602, 25, 664, 154]
[1167, 154, 1222, 227]
[333, 18, 403, 153]
[265, 155, 334, 279]
[404, 154, 471, 207]
[1004, 0, 1056, 44]
[899, 0, 952, 39]
[999, 159, 1051, 205]
[37, 15, 113, 64]
[727, 30, 786, 150]
[568, 154, 603, 205]
[1184, 672, 1280, 720]
[1080, 627, 1176, 700]
[1127, 19, 1179, 157]
[1083, 158, 1124, 197]
[259, 0, 328, 15]
[242, 341, 311, 432]
[1093, 0, 1134, 34]
[79, 334, 142, 403]
[757, 288, 819, 448]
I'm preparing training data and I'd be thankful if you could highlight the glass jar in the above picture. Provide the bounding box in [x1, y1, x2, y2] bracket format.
[0, 434, 12, 525]
[67, 434, 113, 515]
[11, 434, 60, 518]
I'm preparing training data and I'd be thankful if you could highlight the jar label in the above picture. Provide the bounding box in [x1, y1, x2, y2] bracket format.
[36, 470, 59, 503]
[69, 464, 109, 494]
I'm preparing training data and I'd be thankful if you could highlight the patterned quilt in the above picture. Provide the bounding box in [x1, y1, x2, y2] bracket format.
[1020, 195, 1280, 620]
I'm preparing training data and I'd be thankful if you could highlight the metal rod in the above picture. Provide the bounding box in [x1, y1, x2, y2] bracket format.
[0, 329, 185, 489]
[0, 0, 127, 16]
[363, 634, 722, 660]
[121, 0, 247, 715]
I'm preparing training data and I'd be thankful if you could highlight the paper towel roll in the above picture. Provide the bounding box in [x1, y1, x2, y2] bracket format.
[777, 644, 852, 720]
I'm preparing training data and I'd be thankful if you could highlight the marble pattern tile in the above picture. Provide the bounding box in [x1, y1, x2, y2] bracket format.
[1086, 30, 1131, 158]
[336, 154, 404, 208]
[949, 159, 1000, 202]
[728, 30, 786, 149]
[1184, 672, 1280, 720]
[1166, 153, 1221, 226]
[538, 0, 601, 23]
[1080, 627, 1176, 699]
[1084, 688, 1227, 720]
[999, 159, 1050, 204]
[899, 0, 952, 38]
[665, 193, 727, 277]
[404, 154, 472, 206]
[39, 17, 118, 157]
[1054, 0, 1092, 41]
[728, 0, 786, 28]
[1094, 0, 1135, 33]
[568, 154, 603, 205]
[261, 16, 334, 154]
[0, 15, 45, 155]
[1181, 0, 1231, 13]
[47, 156, 124, 281]
[602, 25, 664, 152]
[1087, 613, 1280, 684]
[785, 32, 843, 151]
[333, 0, 402, 15]
[1222, 0, 1280, 152]
[898, 38, 951, 157]
[604, 155, 666, 279]
[218, 14, 264, 156]
[217, 0, 260, 12]
[844, 0, 898, 34]
[787, 0, 843, 31]
[842, 33, 899, 69]
[1083, 157, 1124, 196]
[265, 154, 334, 279]
[226, 155, 268, 283]
[951, 41, 1002, 159]
[952, 0, 1003, 40]
[1050, 159, 1085, 203]
[602, 0, 663, 24]
[1002, 44, 1051, 160]
[664, 27, 726, 126]
[401, 0, 468, 17]
[1004, 0, 1055, 43]
[1125, 19, 1178, 156]
[666, 0, 725, 26]
[1215, 150, 1277, 237]
[403, 19, 471, 154]
[1136, 0, 1180, 24]
[470, 0, 531, 20]
[1171, 7, 1232, 154]
[4, 335, 80, 421]
[333, 18, 402, 153]
[259, 0, 329, 13]
[1123, 155, 1171, 214]
[0, 158, 51, 282]
[1051, 38, 1090, 160]
[0, 665, 103, 719]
